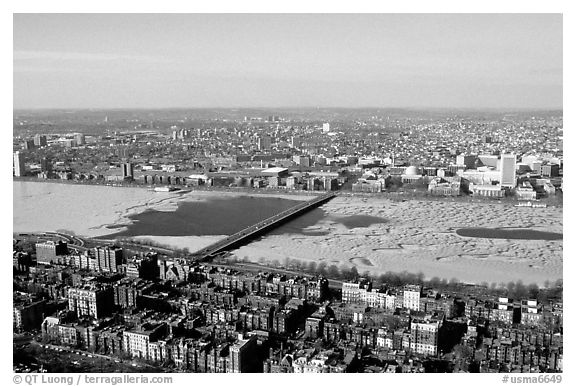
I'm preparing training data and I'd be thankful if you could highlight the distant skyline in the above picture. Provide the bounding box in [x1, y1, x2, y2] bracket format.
[13, 14, 562, 110]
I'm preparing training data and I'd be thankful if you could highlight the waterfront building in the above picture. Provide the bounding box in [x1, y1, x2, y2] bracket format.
[74, 133, 86, 146]
[516, 184, 537, 200]
[13, 151, 25, 177]
[401, 166, 423, 184]
[499, 154, 517, 188]
[40, 157, 52, 174]
[469, 184, 505, 198]
[34, 134, 47, 147]
[428, 177, 463, 196]
[23, 140, 35, 150]
[122, 162, 134, 179]
[35, 240, 69, 265]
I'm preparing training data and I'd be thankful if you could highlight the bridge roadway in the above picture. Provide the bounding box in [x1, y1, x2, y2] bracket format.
[191, 192, 337, 261]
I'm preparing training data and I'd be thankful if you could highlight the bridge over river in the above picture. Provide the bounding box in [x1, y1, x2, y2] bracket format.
[191, 192, 336, 261]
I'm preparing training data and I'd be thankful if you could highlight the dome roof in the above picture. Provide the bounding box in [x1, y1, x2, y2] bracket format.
[405, 166, 419, 175]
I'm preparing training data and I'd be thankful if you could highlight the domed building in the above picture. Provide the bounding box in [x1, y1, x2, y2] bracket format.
[401, 165, 423, 183]
[404, 165, 419, 175]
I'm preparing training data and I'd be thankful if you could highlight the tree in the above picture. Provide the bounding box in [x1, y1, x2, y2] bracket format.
[307, 261, 317, 274]
[554, 279, 563, 288]
[327, 265, 340, 278]
[453, 344, 473, 361]
[349, 266, 359, 280]
[293, 260, 303, 271]
[429, 277, 441, 287]
[339, 266, 359, 281]
[317, 262, 327, 276]
[527, 283, 540, 299]
[448, 278, 460, 289]
[514, 280, 528, 299]
[506, 281, 516, 296]
[378, 273, 388, 285]
[416, 272, 425, 284]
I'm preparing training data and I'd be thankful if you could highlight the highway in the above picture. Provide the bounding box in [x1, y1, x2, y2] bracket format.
[191, 192, 336, 261]
[15, 231, 89, 253]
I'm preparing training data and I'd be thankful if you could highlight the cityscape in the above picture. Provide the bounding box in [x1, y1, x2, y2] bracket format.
[13, 13, 563, 376]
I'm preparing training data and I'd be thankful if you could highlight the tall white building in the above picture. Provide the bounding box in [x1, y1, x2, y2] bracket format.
[410, 316, 442, 356]
[500, 153, 517, 188]
[403, 284, 422, 311]
[322, 123, 330, 133]
[13, 151, 25, 177]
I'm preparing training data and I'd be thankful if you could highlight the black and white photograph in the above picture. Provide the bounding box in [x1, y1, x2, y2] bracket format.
[9, 3, 568, 382]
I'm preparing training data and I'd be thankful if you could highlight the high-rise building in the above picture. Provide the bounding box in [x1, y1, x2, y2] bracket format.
[13, 151, 25, 177]
[35, 240, 69, 265]
[40, 157, 52, 174]
[229, 335, 258, 373]
[67, 285, 114, 319]
[13, 295, 47, 332]
[257, 135, 272, 151]
[74, 133, 86, 146]
[93, 246, 123, 273]
[290, 136, 302, 149]
[122, 162, 134, 179]
[34, 134, 47, 147]
[456, 154, 477, 169]
[410, 314, 442, 356]
[499, 154, 517, 188]
[322, 123, 330, 133]
[403, 284, 422, 311]
[23, 140, 35, 150]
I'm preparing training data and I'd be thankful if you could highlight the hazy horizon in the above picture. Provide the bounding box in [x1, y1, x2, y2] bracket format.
[14, 14, 562, 110]
[12, 106, 564, 112]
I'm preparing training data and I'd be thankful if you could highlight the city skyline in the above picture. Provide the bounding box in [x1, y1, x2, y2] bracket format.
[14, 13, 562, 110]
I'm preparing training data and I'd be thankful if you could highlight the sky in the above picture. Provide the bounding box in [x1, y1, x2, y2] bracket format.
[13, 13, 563, 109]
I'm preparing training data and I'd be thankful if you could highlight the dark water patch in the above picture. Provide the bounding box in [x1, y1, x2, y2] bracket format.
[107, 196, 300, 237]
[456, 228, 562, 241]
[334, 215, 388, 229]
[105, 224, 125, 229]
[268, 207, 330, 236]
